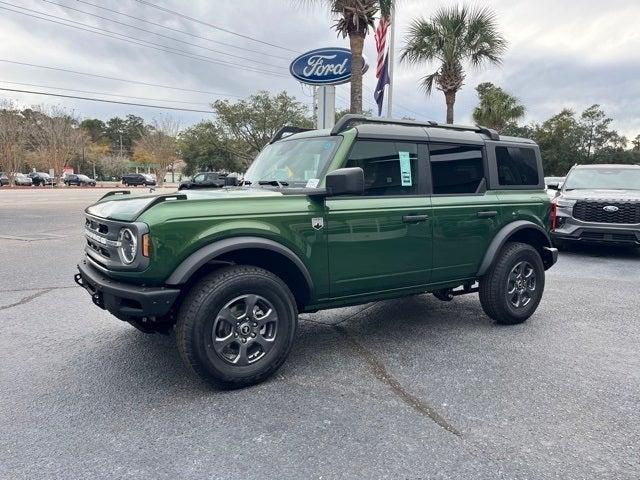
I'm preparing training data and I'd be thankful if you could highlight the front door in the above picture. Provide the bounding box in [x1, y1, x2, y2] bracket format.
[326, 140, 433, 298]
[427, 142, 501, 283]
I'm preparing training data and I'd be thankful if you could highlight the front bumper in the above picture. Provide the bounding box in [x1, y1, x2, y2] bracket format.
[552, 226, 640, 246]
[75, 259, 180, 321]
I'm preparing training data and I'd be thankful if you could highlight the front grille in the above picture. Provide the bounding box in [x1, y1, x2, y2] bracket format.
[573, 200, 640, 224]
[85, 218, 109, 234]
[580, 231, 638, 242]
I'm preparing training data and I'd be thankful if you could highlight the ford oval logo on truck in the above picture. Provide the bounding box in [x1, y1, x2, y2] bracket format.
[289, 47, 368, 86]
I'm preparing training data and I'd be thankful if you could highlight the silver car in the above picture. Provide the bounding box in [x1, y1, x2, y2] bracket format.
[14, 173, 33, 186]
[550, 164, 640, 248]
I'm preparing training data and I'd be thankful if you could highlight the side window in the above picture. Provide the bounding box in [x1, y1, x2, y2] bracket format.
[345, 140, 419, 196]
[495, 146, 539, 186]
[193, 174, 205, 182]
[429, 143, 485, 194]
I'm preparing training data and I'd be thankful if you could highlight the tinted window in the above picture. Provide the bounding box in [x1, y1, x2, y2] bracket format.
[496, 146, 539, 186]
[429, 143, 485, 194]
[345, 141, 419, 196]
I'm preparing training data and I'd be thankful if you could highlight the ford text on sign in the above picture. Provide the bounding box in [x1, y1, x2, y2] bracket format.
[289, 47, 368, 86]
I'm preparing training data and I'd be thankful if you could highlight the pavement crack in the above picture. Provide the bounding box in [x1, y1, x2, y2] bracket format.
[335, 324, 462, 438]
[0, 285, 78, 293]
[0, 288, 54, 312]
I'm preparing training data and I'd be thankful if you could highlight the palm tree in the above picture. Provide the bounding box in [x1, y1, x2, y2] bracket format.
[472, 82, 525, 132]
[401, 5, 506, 124]
[316, 1, 378, 114]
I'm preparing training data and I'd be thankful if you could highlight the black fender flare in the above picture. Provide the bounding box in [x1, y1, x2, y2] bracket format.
[476, 220, 553, 277]
[165, 236, 314, 293]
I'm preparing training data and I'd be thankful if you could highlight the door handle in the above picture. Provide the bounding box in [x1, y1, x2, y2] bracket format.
[477, 210, 498, 218]
[402, 214, 429, 223]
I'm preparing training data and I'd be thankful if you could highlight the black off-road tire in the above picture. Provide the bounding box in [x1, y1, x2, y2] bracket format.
[176, 265, 298, 389]
[479, 242, 545, 325]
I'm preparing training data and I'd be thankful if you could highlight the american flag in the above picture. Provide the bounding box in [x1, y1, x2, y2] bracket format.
[374, 17, 390, 115]
[374, 17, 390, 79]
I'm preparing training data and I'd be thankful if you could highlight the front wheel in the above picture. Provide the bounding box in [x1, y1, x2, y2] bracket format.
[479, 242, 545, 325]
[176, 265, 298, 389]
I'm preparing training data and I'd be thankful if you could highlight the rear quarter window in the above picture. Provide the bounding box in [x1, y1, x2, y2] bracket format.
[495, 146, 540, 186]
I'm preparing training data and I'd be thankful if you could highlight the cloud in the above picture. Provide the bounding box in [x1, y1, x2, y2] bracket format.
[0, 0, 638, 137]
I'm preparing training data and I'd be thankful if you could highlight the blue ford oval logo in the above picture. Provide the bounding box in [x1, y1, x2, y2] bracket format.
[289, 47, 368, 86]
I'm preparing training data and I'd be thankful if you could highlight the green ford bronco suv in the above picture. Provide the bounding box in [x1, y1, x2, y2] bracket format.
[75, 115, 558, 388]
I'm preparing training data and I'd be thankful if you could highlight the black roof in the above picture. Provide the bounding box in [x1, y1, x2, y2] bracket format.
[274, 114, 536, 145]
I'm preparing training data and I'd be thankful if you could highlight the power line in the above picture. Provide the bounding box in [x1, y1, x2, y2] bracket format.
[0, 3, 290, 78]
[40, 0, 287, 69]
[74, 0, 291, 62]
[132, 0, 299, 53]
[0, 80, 211, 106]
[0, 87, 216, 114]
[0, 59, 244, 98]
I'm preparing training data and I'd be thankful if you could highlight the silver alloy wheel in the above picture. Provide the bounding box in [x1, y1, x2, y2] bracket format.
[211, 294, 278, 366]
[506, 260, 536, 309]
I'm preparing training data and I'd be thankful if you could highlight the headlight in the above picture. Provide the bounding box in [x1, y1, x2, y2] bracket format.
[117, 228, 138, 264]
[554, 198, 576, 208]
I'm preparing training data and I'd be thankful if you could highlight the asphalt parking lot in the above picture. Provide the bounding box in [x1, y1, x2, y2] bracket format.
[1, 188, 639, 480]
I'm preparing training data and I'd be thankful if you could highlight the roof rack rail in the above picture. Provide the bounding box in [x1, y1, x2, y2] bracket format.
[330, 114, 500, 141]
[99, 190, 130, 201]
[269, 126, 312, 144]
[331, 114, 437, 135]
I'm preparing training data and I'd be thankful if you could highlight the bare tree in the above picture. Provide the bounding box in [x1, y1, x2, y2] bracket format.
[0, 100, 27, 186]
[98, 154, 130, 179]
[133, 117, 180, 187]
[27, 105, 86, 184]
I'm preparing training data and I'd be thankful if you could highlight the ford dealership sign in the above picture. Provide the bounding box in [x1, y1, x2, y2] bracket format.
[289, 47, 368, 86]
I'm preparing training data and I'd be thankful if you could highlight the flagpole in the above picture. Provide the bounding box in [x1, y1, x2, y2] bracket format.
[386, 11, 395, 118]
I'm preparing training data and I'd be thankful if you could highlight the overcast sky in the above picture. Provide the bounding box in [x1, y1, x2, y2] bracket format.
[1, 0, 639, 138]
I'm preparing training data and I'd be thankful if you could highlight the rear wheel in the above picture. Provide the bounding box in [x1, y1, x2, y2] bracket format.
[176, 265, 297, 388]
[479, 242, 545, 325]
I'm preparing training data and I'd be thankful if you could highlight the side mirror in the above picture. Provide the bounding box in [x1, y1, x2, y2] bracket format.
[325, 167, 364, 196]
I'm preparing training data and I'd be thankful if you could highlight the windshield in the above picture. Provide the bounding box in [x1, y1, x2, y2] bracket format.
[564, 168, 640, 190]
[78, 175, 90, 180]
[244, 136, 341, 187]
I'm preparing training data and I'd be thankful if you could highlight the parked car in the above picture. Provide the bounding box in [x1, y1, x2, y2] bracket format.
[551, 164, 640, 248]
[75, 114, 558, 389]
[122, 173, 156, 187]
[13, 173, 33, 186]
[0, 172, 8, 187]
[178, 172, 227, 190]
[64, 174, 96, 187]
[28, 172, 55, 186]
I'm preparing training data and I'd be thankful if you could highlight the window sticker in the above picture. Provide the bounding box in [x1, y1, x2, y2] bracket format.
[399, 151, 412, 186]
[305, 178, 320, 188]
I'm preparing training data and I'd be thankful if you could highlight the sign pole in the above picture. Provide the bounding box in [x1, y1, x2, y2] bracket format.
[386, 14, 395, 119]
[316, 86, 336, 130]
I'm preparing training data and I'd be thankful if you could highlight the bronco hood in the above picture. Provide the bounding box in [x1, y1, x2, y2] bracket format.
[86, 188, 285, 221]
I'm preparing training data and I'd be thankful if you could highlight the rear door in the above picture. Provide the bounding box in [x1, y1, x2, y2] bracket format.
[427, 141, 502, 283]
[326, 139, 433, 297]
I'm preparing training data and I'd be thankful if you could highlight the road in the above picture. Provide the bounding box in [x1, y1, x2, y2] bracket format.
[1, 188, 639, 479]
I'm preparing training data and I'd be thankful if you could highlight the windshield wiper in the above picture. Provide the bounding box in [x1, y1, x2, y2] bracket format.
[258, 180, 289, 187]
